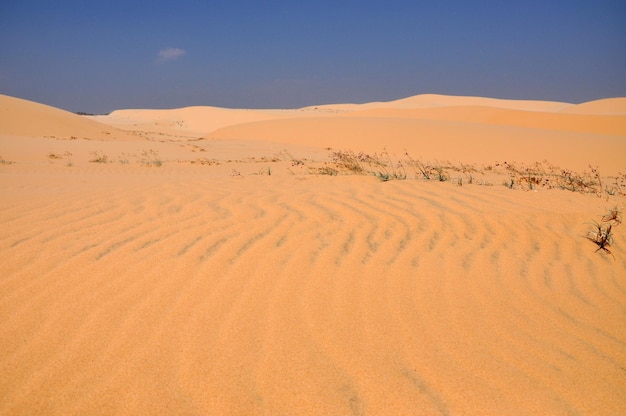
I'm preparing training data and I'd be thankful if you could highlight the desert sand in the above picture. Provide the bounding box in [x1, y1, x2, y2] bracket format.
[1, 92, 625, 415]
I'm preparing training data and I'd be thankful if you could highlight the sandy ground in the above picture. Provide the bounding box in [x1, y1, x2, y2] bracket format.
[1, 93, 626, 415]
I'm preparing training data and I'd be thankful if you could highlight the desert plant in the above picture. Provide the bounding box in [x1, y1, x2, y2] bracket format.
[48, 151, 73, 166]
[118, 153, 131, 164]
[585, 207, 622, 257]
[64, 151, 73, 166]
[330, 150, 371, 174]
[0, 156, 14, 165]
[309, 166, 338, 176]
[457, 164, 476, 184]
[89, 150, 110, 163]
[258, 166, 272, 175]
[589, 165, 603, 196]
[585, 220, 615, 256]
[558, 168, 598, 193]
[404, 152, 431, 180]
[433, 166, 448, 182]
[375, 150, 407, 181]
[610, 173, 626, 196]
[601, 206, 623, 225]
[138, 150, 163, 167]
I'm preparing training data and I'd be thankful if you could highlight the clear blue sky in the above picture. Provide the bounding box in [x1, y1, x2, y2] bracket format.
[1, 0, 625, 113]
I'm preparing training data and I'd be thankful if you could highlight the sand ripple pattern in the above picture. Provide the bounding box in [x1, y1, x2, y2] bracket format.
[1, 174, 625, 415]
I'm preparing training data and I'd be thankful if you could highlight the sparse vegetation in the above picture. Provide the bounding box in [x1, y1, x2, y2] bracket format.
[328, 149, 407, 181]
[138, 150, 163, 167]
[374, 150, 407, 181]
[89, 150, 110, 163]
[48, 151, 73, 166]
[492, 160, 626, 197]
[188, 158, 219, 166]
[117, 153, 131, 164]
[0, 155, 14, 165]
[309, 166, 338, 176]
[330, 150, 370, 174]
[315, 150, 624, 195]
[64, 151, 73, 166]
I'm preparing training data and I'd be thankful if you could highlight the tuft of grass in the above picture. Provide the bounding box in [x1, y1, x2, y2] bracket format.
[404, 153, 452, 182]
[433, 166, 448, 182]
[374, 150, 407, 181]
[64, 151, 73, 166]
[89, 150, 110, 163]
[309, 166, 338, 176]
[585, 220, 615, 257]
[330, 150, 370, 174]
[258, 166, 272, 175]
[585, 207, 622, 258]
[0, 155, 14, 165]
[404, 152, 431, 180]
[330, 149, 407, 181]
[118, 153, 131, 164]
[138, 150, 163, 167]
[601, 206, 622, 225]
[48, 151, 73, 166]
[558, 168, 598, 193]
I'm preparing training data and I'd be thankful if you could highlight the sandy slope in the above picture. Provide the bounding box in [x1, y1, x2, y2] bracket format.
[94, 107, 303, 139]
[561, 97, 626, 115]
[208, 116, 626, 175]
[1, 93, 626, 415]
[0, 95, 143, 141]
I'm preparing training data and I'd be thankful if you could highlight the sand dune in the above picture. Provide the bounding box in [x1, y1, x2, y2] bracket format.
[95, 107, 303, 139]
[0, 94, 142, 141]
[378, 93, 574, 112]
[343, 106, 626, 136]
[1, 93, 625, 415]
[208, 115, 626, 175]
[293, 94, 573, 115]
[561, 97, 626, 115]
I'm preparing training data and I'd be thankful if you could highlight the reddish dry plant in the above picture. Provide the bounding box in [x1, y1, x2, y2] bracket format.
[586, 221, 614, 256]
[585, 207, 622, 258]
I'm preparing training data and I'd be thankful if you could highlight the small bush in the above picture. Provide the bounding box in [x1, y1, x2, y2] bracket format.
[89, 150, 110, 163]
[0, 156, 14, 165]
[309, 166, 338, 176]
[138, 150, 163, 167]
[585, 207, 622, 257]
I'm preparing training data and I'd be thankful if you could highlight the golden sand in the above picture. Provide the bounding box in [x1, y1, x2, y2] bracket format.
[1, 93, 625, 415]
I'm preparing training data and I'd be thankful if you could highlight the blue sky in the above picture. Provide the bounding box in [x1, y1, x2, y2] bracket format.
[1, 1, 625, 113]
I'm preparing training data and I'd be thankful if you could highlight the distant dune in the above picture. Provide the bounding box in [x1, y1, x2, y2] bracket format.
[207, 108, 626, 175]
[560, 97, 626, 115]
[1, 93, 625, 415]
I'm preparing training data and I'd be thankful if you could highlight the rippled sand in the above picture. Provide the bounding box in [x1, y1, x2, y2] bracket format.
[1, 93, 625, 415]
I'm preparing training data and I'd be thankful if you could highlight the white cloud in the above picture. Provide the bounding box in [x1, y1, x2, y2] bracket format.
[157, 47, 186, 62]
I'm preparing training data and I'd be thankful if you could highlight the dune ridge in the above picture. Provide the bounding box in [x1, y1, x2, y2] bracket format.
[1, 93, 625, 415]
